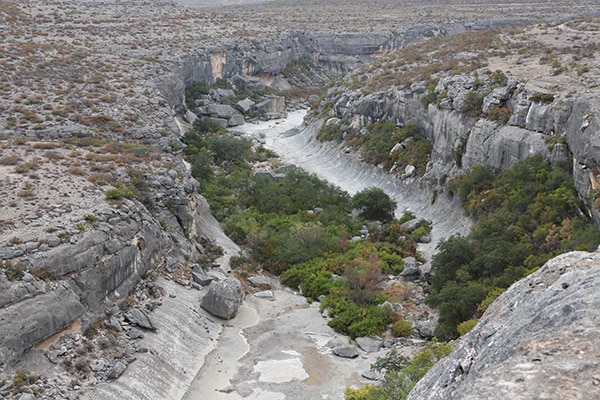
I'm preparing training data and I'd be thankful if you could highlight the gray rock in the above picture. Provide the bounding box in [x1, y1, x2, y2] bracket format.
[248, 275, 270, 287]
[355, 335, 383, 352]
[207, 104, 238, 119]
[414, 315, 438, 339]
[399, 256, 420, 279]
[46, 349, 61, 364]
[308, 95, 320, 105]
[400, 219, 420, 231]
[201, 277, 244, 320]
[105, 316, 122, 332]
[236, 98, 256, 114]
[18, 394, 36, 400]
[107, 360, 127, 380]
[408, 251, 600, 400]
[128, 327, 145, 339]
[0, 283, 84, 367]
[332, 345, 359, 359]
[125, 308, 156, 331]
[401, 164, 416, 179]
[232, 74, 265, 92]
[361, 369, 383, 381]
[190, 266, 214, 287]
[270, 76, 292, 91]
[253, 290, 274, 299]
[228, 113, 245, 127]
[90, 359, 106, 372]
[254, 96, 285, 114]
[418, 234, 432, 243]
[217, 88, 235, 98]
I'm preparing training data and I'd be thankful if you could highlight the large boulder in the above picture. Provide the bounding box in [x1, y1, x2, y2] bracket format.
[201, 277, 244, 320]
[232, 74, 265, 92]
[408, 250, 600, 400]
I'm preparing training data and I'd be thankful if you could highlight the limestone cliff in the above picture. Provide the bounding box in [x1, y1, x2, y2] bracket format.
[0, 155, 237, 368]
[318, 74, 600, 228]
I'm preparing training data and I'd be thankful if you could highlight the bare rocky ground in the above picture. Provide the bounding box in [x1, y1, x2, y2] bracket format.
[1, 0, 600, 399]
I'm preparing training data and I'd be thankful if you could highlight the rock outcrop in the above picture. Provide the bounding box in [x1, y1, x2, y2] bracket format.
[0, 158, 238, 368]
[319, 73, 600, 228]
[407, 250, 600, 400]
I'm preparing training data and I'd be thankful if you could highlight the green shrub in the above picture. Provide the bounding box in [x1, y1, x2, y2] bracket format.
[351, 187, 397, 223]
[529, 92, 555, 103]
[349, 340, 452, 400]
[391, 319, 412, 337]
[421, 84, 437, 109]
[12, 368, 30, 387]
[432, 156, 600, 339]
[317, 119, 343, 142]
[104, 187, 127, 200]
[487, 105, 513, 124]
[463, 90, 488, 118]
[457, 318, 479, 336]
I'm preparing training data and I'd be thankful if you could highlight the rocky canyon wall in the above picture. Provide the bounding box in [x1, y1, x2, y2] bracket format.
[322, 75, 600, 227]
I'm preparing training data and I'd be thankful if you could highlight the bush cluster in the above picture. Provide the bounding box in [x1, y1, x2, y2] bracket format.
[182, 127, 424, 338]
[430, 156, 600, 340]
[332, 121, 432, 177]
[345, 339, 452, 400]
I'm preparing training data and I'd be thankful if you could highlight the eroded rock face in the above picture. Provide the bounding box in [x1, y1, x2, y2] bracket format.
[201, 277, 244, 319]
[320, 74, 600, 229]
[0, 283, 84, 365]
[407, 250, 600, 400]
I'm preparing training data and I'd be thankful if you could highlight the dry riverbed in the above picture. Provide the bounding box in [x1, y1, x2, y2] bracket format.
[185, 280, 383, 400]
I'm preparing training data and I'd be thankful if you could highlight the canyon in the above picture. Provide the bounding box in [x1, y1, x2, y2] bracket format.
[1, 0, 600, 399]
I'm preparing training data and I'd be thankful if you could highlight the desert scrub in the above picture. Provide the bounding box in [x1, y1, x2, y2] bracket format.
[391, 319, 412, 337]
[17, 182, 36, 200]
[345, 121, 432, 176]
[345, 340, 452, 400]
[529, 92, 555, 103]
[317, 118, 343, 142]
[457, 318, 478, 336]
[462, 90, 489, 118]
[104, 187, 130, 200]
[486, 104, 513, 125]
[4, 261, 25, 281]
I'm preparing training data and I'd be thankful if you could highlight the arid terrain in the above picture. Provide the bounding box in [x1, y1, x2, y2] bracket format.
[1, 0, 600, 399]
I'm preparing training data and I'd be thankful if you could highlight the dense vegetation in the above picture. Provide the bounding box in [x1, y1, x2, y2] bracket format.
[182, 120, 430, 338]
[428, 156, 600, 340]
[318, 120, 432, 176]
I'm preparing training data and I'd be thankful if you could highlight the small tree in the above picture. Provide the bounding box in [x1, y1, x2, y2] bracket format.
[351, 187, 397, 223]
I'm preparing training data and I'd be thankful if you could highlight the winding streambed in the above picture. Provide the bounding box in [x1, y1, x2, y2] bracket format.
[238, 110, 472, 253]
[181, 111, 473, 399]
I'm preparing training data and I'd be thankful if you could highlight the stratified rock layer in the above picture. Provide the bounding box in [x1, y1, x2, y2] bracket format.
[407, 250, 600, 400]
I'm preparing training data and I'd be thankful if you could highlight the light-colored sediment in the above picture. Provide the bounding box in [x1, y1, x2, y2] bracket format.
[185, 281, 383, 400]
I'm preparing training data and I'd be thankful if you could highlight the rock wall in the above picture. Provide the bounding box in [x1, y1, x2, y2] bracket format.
[407, 250, 600, 400]
[152, 24, 484, 121]
[321, 74, 600, 227]
[0, 159, 235, 367]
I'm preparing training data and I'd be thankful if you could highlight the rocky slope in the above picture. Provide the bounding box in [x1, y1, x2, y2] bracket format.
[407, 250, 600, 400]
